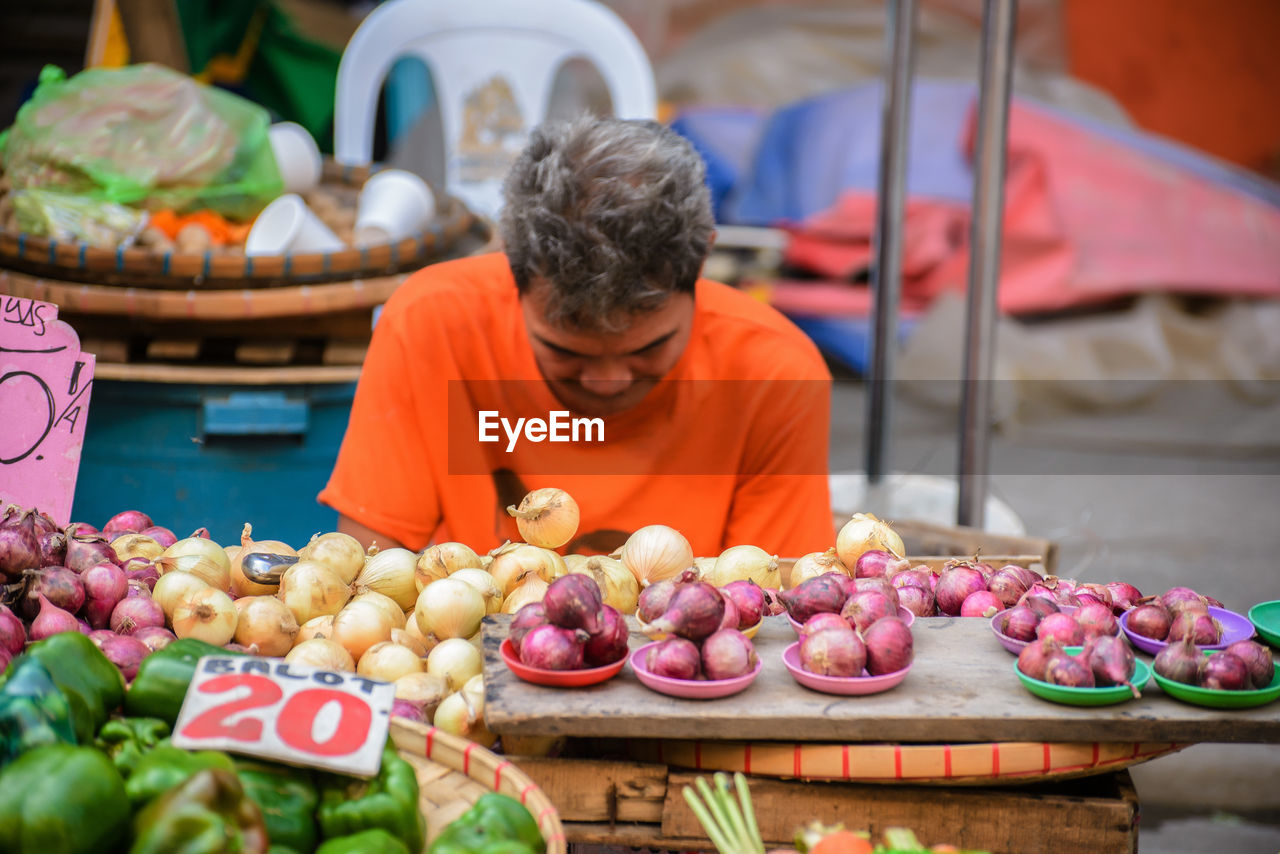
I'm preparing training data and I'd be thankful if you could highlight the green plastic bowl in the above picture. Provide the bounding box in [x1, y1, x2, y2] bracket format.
[1247, 600, 1280, 649]
[1014, 647, 1152, 706]
[1152, 652, 1280, 709]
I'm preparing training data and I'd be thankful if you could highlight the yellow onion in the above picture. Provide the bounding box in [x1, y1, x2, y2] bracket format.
[415, 543, 482, 591]
[112, 534, 163, 562]
[277, 560, 351, 625]
[621, 525, 693, 587]
[233, 596, 299, 656]
[448, 568, 503, 614]
[705, 544, 780, 589]
[230, 524, 296, 597]
[358, 641, 424, 682]
[295, 615, 334, 646]
[395, 672, 448, 717]
[152, 570, 211, 620]
[173, 587, 237, 645]
[331, 601, 394, 662]
[402, 618, 440, 656]
[434, 689, 495, 746]
[350, 590, 407, 630]
[563, 554, 589, 572]
[391, 627, 429, 657]
[500, 572, 549, 614]
[835, 512, 905, 568]
[788, 547, 849, 588]
[427, 638, 483, 692]
[414, 578, 485, 639]
[506, 487, 580, 549]
[488, 544, 566, 597]
[285, 638, 354, 671]
[569, 555, 639, 614]
[354, 547, 419, 610]
[692, 556, 717, 578]
[299, 532, 366, 585]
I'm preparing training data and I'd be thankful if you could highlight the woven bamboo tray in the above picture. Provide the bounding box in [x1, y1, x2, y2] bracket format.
[0, 161, 481, 289]
[390, 719, 567, 854]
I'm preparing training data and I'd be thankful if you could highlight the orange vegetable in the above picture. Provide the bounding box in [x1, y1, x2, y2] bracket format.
[810, 830, 873, 854]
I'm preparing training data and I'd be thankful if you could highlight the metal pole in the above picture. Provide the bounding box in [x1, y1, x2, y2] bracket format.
[957, 0, 1017, 528]
[866, 0, 918, 485]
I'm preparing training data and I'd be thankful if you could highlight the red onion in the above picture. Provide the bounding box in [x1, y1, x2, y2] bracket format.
[801, 612, 854, 637]
[0, 504, 41, 581]
[103, 509, 153, 537]
[1074, 602, 1119, 639]
[584, 605, 630, 667]
[543, 574, 604, 634]
[1161, 586, 1209, 616]
[1168, 610, 1222, 646]
[841, 589, 895, 633]
[65, 531, 119, 573]
[1000, 605, 1040, 642]
[29, 593, 81, 640]
[133, 626, 177, 652]
[1018, 594, 1060, 620]
[190, 527, 212, 539]
[391, 698, 429, 725]
[22, 566, 85, 618]
[636, 569, 696, 623]
[987, 567, 1032, 609]
[1104, 582, 1142, 614]
[1045, 652, 1095, 688]
[0, 604, 26, 656]
[778, 575, 847, 624]
[110, 596, 165, 636]
[519, 625, 588, 670]
[1201, 652, 1250, 691]
[1076, 583, 1114, 610]
[721, 580, 766, 628]
[818, 571, 857, 601]
[1224, 640, 1273, 689]
[896, 584, 935, 618]
[509, 602, 548, 657]
[125, 562, 161, 590]
[1126, 602, 1172, 640]
[99, 633, 150, 680]
[650, 581, 725, 641]
[890, 567, 935, 592]
[854, 549, 908, 579]
[140, 525, 177, 549]
[960, 590, 1003, 618]
[854, 577, 899, 610]
[715, 591, 740, 632]
[701, 628, 757, 680]
[1154, 633, 1205, 684]
[1036, 612, 1083, 646]
[645, 637, 701, 680]
[38, 531, 67, 567]
[82, 561, 129, 629]
[28, 508, 59, 537]
[1086, 635, 1138, 696]
[1017, 637, 1062, 681]
[64, 521, 99, 537]
[88, 629, 116, 648]
[863, 617, 914, 675]
[799, 627, 865, 677]
[761, 587, 787, 617]
[126, 579, 154, 599]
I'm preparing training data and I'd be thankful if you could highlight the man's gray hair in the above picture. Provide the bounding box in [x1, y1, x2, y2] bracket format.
[499, 115, 714, 331]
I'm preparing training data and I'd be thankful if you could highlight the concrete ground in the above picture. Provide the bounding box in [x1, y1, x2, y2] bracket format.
[826, 377, 1280, 854]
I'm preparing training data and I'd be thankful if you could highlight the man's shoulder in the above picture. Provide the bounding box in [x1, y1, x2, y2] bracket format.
[695, 279, 830, 378]
[384, 253, 515, 318]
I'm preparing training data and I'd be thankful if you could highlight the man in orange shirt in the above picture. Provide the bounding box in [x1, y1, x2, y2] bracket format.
[320, 116, 832, 558]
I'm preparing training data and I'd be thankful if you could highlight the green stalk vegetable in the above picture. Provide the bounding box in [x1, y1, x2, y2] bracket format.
[682, 773, 764, 854]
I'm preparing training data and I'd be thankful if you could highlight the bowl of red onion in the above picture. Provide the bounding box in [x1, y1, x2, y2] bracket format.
[1151, 644, 1279, 709]
[1014, 642, 1152, 707]
[630, 636, 762, 699]
[781, 641, 910, 695]
[500, 638, 626, 687]
[1120, 606, 1254, 656]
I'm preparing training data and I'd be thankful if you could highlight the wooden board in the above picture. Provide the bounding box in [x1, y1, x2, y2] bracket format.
[483, 616, 1280, 744]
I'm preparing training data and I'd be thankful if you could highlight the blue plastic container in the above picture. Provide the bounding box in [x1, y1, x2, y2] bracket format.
[71, 378, 357, 548]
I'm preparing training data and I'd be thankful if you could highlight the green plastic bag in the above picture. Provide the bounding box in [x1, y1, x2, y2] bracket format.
[0, 63, 283, 220]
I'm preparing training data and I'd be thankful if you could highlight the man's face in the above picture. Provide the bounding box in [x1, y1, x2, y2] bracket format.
[520, 279, 695, 418]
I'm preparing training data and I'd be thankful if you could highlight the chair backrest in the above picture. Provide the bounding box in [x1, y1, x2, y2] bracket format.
[334, 0, 657, 219]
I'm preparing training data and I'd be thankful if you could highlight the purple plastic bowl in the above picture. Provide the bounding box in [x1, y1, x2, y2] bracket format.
[1120, 606, 1255, 655]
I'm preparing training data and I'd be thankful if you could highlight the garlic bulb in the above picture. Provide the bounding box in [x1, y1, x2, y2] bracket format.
[621, 525, 694, 587]
[835, 513, 905, 569]
[506, 487, 580, 549]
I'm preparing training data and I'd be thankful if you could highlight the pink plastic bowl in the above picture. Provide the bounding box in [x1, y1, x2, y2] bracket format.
[781, 641, 911, 695]
[630, 642, 761, 699]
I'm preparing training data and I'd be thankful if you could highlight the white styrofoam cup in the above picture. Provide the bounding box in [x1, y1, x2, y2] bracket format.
[354, 169, 436, 246]
[245, 193, 346, 256]
[268, 122, 323, 194]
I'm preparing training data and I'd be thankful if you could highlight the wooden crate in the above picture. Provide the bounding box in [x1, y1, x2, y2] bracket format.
[511, 755, 1139, 854]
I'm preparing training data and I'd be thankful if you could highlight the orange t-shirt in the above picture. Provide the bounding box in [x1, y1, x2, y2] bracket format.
[319, 253, 833, 557]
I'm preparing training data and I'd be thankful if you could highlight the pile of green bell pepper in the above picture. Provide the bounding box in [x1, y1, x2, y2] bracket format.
[317, 745, 425, 853]
[126, 638, 243, 726]
[0, 631, 125, 746]
[429, 792, 545, 854]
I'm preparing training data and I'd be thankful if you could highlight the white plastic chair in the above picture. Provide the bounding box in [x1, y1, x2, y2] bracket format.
[334, 0, 658, 220]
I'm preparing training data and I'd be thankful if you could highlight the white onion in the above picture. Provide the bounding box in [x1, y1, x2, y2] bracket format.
[358, 641, 424, 682]
[705, 544, 780, 589]
[835, 513, 905, 568]
[426, 637, 483, 691]
[354, 547, 419, 610]
[172, 587, 237, 645]
[569, 555, 639, 614]
[295, 614, 334, 645]
[415, 543, 482, 591]
[331, 601, 394, 662]
[434, 674, 495, 746]
[415, 578, 485, 639]
[112, 533, 164, 562]
[152, 570, 211, 620]
[692, 556, 717, 578]
[277, 560, 351, 625]
[391, 627, 429, 657]
[233, 595, 299, 656]
[285, 638, 354, 671]
[300, 532, 366, 585]
[500, 573, 549, 614]
[621, 525, 693, 587]
[350, 590, 407, 630]
[488, 545, 566, 597]
[506, 487, 580, 549]
[395, 671, 448, 714]
[230, 524, 296, 597]
[154, 553, 230, 593]
[788, 548, 849, 588]
[448, 568, 503, 614]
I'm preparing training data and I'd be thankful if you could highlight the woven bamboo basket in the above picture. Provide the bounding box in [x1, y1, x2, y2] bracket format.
[390, 719, 567, 854]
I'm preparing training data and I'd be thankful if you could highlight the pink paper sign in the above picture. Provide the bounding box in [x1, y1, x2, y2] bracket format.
[0, 297, 95, 525]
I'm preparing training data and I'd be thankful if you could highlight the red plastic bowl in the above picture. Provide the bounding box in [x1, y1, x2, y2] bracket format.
[500, 638, 626, 687]
[781, 642, 911, 695]
[630, 642, 761, 699]
[786, 607, 915, 636]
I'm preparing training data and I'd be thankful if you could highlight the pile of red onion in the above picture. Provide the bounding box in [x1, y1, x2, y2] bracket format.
[509, 574, 630, 671]
[1126, 587, 1226, 646]
[1154, 636, 1272, 692]
[632, 571, 764, 682]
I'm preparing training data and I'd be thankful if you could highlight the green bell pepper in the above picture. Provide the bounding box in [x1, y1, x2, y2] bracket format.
[125, 742, 237, 809]
[429, 792, 544, 854]
[0, 656, 76, 764]
[129, 767, 269, 854]
[0, 743, 130, 854]
[95, 716, 171, 777]
[236, 759, 319, 854]
[2, 631, 125, 743]
[317, 745, 424, 853]
[315, 827, 412, 854]
[125, 638, 243, 726]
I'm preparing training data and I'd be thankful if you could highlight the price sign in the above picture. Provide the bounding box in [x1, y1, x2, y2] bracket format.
[172, 656, 396, 777]
[0, 295, 95, 524]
